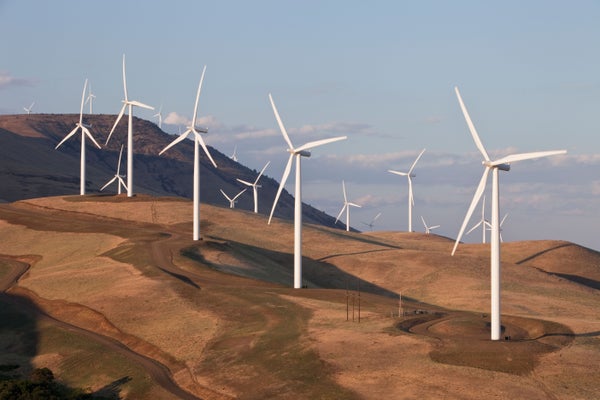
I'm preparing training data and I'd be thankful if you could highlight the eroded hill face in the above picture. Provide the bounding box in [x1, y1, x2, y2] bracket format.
[0, 114, 340, 228]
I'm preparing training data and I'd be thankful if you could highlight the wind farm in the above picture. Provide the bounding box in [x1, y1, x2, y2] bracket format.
[1, 2, 600, 398]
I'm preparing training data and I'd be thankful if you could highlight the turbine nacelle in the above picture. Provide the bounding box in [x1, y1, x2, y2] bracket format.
[484, 161, 510, 171]
[290, 149, 311, 157]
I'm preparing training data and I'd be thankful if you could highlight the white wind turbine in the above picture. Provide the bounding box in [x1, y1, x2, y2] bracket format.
[268, 93, 347, 289]
[230, 145, 238, 162]
[361, 212, 381, 231]
[153, 104, 163, 129]
[486, 213, 509, 243]
[105, 54, 154, 198]
[420, 216, 440, 235]
[55, 79, 102, 195]
[23, 102, 34, 114]
[335, 180, 361, 232]
[85, 83, 96, 114]
[388, 148, 426, 232]
[220, 188, 247, 209]
[159, 66, 217, 241]
[466, 195, 491, 243]
[451, 86, 566, 341]
[236, 161, 270, 213]
[100, 144, 128, 194]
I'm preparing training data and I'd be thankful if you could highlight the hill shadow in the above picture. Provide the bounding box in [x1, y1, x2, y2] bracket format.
[515, 242, 573, 264]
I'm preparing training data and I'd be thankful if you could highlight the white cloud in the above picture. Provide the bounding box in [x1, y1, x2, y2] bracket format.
[0, 71, 34, 90]
[163, 111, 190, 126]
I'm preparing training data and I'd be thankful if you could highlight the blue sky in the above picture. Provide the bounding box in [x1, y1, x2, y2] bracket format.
[1, 1, 599, 250]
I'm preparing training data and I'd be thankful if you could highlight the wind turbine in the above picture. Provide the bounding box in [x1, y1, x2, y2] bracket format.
[486, 213, 509, 243]
[23, 102, 34, 114]
[361, 212, 381, 231]
[236, 161, 270, 213]
[451, 86, 566, 341]
[100, 144, 128, 194]
[159, 66, 217, 241]
[466, 195, 491, 243]
[420, 216, 440, 235]
[230, 145, 238, 162]
[220, 188, 247, 209]
[153, 104, 163, 129]
[335, 180, 361, 232]
[55, 79, 102, 195]
[268, 93, 347, 289]
[85, 83, 96, 114]
[105, 54, 154, 198]
[388, 148, 426, 232]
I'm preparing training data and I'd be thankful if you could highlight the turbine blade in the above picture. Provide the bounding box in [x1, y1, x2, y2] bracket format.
[452, 167, 490, 256]
[388, 170, 408, 176]
[236, 178, 254, 187]
[122, 54, 128, 101]
[254, 161, 270, 184]
[233, 188, 247, 200]
[295, 135, 347, 152]
[79, 79, 88, 124]
[193, 130, 217, 168]
[192, 66, 207, 126]
[83, 127, 102, 149]
[100, 176, 117, 191]
[335, 204, 347, 223]
[500, 213, 508, 226]
[117, 145, 124, 172]
[431, 225, 440, 229]
[269, 93, 294, 150]
[348, 202, 361, 208]
[219, 189, 232, 201]
[129, 100, 154, 110]
[268, 154, 294, 224]
[106, 104, 127, 145]
[117, 176, 129, 191]
[159, 129, 192, 155]
[373, 212, 381, 222]
[492, 150, 567, 166]
[454, 86, 490, 162]
[466, 220, 483, 235]
[421, 216, 427, 228]
[342, 180, 347, 202]
[55, 126, 80, 149]
[408, 148, 426, 175]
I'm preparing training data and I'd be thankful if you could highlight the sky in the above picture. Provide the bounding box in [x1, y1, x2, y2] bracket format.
[1, 1, 599, 250]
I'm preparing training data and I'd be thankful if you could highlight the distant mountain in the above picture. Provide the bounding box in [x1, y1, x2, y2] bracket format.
[0, 113, 341, 228]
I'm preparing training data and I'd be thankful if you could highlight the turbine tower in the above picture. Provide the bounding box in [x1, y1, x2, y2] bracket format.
[105, 54, 154, 197]
[159, 66, 217, 241]
[388, 148, 426, 232]
[55, 79, 102, 195]
[220, 188, 246, 208]
[268, 93, 347, 289]
[100, 144, 128, 194]
[420, 216, 440, 235]
[335, 180, 361, 232]
[451, 86, 566, 341]
[236, 161, 270, 213]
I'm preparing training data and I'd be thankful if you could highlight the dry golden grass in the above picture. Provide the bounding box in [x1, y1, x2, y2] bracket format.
[1, 195, 599, 399]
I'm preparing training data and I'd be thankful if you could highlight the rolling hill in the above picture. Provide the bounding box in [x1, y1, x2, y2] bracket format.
[0, 195, 599, 399]
[0, 113, 340, 228]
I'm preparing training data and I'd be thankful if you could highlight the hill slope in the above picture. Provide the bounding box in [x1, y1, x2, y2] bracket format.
[1, 195, 599, 399]
[0, 113, 339, 228]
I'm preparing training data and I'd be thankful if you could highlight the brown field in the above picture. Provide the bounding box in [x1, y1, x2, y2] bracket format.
[0, 195, 599, 399]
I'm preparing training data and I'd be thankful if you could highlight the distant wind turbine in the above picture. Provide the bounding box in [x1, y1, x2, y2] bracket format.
[466, 195, 491, 243]
[230, 145, 238, 162]
[388, 148, 426, 232]
[236, 161, 270, 213]
[100, 144, 128, 194]
[361, 212, 381, 231]
[335, 180, 361, 232]
[220, 188, 247, 209]
[105, 54, 154, 198]
[153, 104, 163, 129]
[420, 216, 440, 235]
[55, 79, 102, 195]
[451, 86, 566, 341]
[84, 83, 96, 114]
[159, 66, 217, 241]
[23, 102, 34, 115]
[268, 93, 347, 289]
